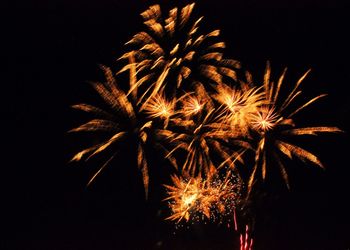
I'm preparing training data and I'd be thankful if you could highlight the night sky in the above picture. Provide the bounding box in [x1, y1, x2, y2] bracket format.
[4, 0, 350, 249]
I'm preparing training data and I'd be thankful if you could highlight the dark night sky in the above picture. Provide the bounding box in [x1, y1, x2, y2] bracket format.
[4, 0, 350, 249]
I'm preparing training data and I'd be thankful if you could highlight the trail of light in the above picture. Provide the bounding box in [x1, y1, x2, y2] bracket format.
[233, 208, 238, 231]
[240, 225, 253, 250]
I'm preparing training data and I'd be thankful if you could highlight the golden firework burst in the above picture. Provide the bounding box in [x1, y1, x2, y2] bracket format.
[247, 62, 342, 194]
[164, 171, 241, 223]
[119, 2, 240, 107]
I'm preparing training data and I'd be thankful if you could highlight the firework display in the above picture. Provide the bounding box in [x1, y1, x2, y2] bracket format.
[69, 2, 342, 248]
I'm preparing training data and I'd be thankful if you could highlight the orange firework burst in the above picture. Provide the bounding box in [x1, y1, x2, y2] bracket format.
[180, 94, 204, 117]
[119, 2, 240, 105]
[164, 171, 241, 223]
[158, 104, 250, 178]
[213, 83, 265, 135]
[69, 54, 172, 198]
[247, 62, 342, 193]
[143, 92, 176, 128]
[68, 4, 343, 244]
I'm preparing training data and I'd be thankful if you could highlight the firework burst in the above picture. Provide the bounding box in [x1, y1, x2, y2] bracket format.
[70, 55, 173, 198]
[247, 62, 342, 193]
[69, 4, 343, 248]
[119, 2, 240, 106]
[158, 103, 250, 178]
[250, 106, 279, 132]
[164, 171, 241, 223]
[213, 82, 265, 135]
[180, 94, 204, 117]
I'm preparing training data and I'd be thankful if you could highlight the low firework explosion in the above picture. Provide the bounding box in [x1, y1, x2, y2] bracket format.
[164, 171, 241, 223]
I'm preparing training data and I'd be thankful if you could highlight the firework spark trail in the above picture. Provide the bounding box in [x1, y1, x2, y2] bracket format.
[233, 208, 238, 231]
[240, 225, 253, 250]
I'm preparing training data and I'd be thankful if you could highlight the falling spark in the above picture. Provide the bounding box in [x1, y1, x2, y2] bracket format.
[233, 208, 238, 231]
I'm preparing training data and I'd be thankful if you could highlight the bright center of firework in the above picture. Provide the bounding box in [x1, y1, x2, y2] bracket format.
[182, 96, 203, 116]
[251, 107, 279, 131]
[193, 103, 202, 113]
[253, 118, 275, 131]
[260, 120, 272, 130]
[225, 97, 243, 113]
[160, 106, 170, 117]
[182, 193, 198, 207]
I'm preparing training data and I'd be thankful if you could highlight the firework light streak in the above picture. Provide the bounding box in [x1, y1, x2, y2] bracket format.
[240, 225, 253, 250]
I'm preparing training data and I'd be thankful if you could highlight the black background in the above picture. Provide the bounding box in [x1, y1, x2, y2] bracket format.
[4, 0, 350, 249]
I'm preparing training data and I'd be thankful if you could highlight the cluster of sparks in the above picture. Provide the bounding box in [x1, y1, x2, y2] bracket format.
[164, 171, 241, 223]
[69, 2, 342, 248]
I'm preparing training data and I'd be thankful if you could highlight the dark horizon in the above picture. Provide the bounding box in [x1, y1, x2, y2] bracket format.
[4, 1, 350, 249]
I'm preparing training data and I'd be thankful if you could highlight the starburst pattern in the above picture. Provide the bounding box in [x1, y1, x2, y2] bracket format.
[247, 62, 342, 193]
[250, 106, 279, 132]
[180, 94, 204, 117]
[143, 92, 176, 129]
